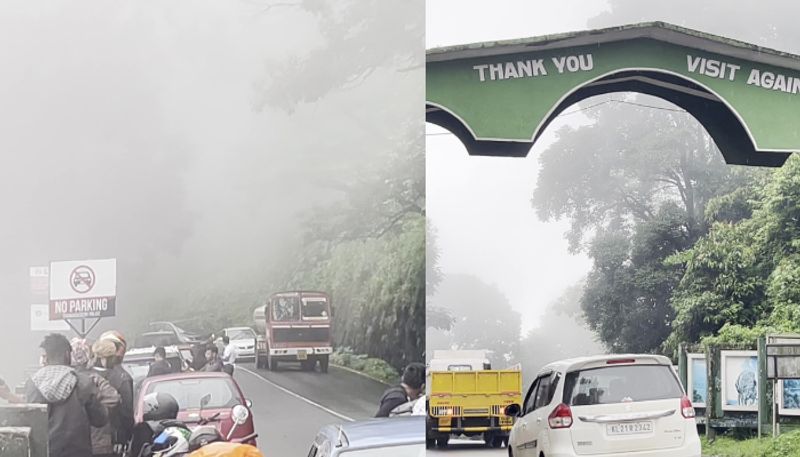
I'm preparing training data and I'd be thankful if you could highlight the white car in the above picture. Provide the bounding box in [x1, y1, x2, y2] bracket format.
[506, 354, 701, 457]
[218, 326, 258, 361]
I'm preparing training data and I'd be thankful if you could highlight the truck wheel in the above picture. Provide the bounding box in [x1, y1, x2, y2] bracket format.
[436, 436, 449, 448]
[268, 354, 278, 371]
[320, 355, 329, 373]
[492, 436, 504, 448]
[426, 438, 435, 449]
[301, 359, 314, 371]
[484, 432, 495, 448]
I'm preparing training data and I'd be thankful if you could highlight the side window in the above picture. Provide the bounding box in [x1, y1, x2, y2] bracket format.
[523, 378, 540, 415]
[533, 375, 552, 410]
[546, 373, 561, 405]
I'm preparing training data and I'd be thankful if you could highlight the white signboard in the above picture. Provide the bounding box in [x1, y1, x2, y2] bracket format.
[29, 266, 49, 296]
[30, 304, 69, 331]
[49, 258, 116, 320]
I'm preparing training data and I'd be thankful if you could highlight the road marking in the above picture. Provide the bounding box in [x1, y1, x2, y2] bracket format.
[237, 366, 354, 422]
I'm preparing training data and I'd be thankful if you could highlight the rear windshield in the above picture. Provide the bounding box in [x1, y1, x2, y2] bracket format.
[146, 377, 240, 410]
[563, 364, 683, 406]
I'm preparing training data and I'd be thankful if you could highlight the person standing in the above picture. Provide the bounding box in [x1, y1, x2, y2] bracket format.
[375, 362, 426, 418]
[26, 333, 108, 457]
[73, 338, 120, 457]
[221, 336, 238, 366]
[98, 331, 134, 454]
[147, 346, 173, 378]
[202, 345, 224, 372]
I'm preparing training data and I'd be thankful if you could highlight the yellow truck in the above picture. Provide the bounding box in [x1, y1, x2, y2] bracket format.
[426, 350, 522, 449]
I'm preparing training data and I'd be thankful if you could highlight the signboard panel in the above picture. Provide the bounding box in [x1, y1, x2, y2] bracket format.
[49, 259, 116, 320]
[30, 305, 69, 331]
[29, 266, 49, 296]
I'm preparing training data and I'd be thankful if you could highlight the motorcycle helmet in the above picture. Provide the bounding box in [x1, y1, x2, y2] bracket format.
[153, 426, 191, 457]
[143, 392, 180, 421]
[99, 330, 127, 357]
[188, 425, 223, 451]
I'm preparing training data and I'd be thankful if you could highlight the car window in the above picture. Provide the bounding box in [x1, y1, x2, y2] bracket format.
[147, 378, 240, 410]
[533, 375, 552, 410]
[522, 378, 539, 415]
[228, 329, 255, 340]
[563, 364, 683, 406]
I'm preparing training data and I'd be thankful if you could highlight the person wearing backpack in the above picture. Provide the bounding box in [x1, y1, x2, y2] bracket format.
[375, 362, 426, 418]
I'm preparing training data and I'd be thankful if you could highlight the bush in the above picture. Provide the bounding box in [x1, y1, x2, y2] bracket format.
[330, 347, 399, 384]
[702, 431, 800, 457]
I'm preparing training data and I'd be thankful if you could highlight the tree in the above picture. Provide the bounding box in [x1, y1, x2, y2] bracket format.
[533, 99, 748, 352]
[427, 274, 521, 368]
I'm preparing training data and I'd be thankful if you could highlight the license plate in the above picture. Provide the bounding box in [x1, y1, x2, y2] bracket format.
[606, 421, 653, 436]
[297, 350, 308, 360]
[500, 417, 513, 425]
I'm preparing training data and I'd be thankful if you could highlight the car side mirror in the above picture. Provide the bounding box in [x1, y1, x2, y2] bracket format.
[245, 398, 253, 408]
[504, 403, 521, 417]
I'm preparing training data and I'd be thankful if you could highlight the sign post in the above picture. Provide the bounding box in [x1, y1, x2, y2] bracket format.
[48, 258, 117, 338]
[765, 334, 800, 437]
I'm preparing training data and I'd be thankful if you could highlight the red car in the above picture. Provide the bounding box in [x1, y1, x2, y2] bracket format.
[134, 372, 256, 446]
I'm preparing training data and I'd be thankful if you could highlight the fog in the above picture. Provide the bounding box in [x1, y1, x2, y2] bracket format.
[427, 0, 800, 378]
[0, 0, 422, 386]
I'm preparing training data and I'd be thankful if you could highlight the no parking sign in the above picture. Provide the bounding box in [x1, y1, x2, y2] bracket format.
[49, 258, 116, 320]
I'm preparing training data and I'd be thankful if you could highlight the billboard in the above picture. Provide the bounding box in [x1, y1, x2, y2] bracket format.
[49, 259, 116, 320]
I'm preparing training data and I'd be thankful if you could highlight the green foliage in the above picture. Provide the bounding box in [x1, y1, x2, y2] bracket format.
[281, 132, 425, 371]
[533, 97, 750, 353]
[330, 347, 399, 384]
[701, 431, 800, 457]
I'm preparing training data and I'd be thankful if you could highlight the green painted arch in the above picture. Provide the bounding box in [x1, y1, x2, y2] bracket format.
[426, 22, 800, 167]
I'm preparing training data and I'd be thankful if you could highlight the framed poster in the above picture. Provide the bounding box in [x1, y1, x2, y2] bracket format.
[721, 350, 759, 412]
[779, 379, 800, 416]
[686, 353, 707, 408]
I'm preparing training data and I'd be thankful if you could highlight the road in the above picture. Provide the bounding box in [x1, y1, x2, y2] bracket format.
[427, 439, 507, 456]
[234, 361, 388, 456]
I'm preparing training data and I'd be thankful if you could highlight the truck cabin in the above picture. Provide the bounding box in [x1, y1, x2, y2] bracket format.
[268, 293, 331, 323]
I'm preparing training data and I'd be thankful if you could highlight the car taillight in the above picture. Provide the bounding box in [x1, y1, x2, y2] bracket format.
[548, 403, 573, 428]
[681, 395, 695, 418]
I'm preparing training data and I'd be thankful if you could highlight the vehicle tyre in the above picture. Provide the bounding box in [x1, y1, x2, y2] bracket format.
[320, 355, 329, 373]
[426, 438, 435, 449]
[435, 436, 449, 448]
[492, 436, 504, 448]
[301, 359, 314, 371]
[484, 432, 495, 448]
[255, 352, 263, 369]
[268, 354, 278, 371]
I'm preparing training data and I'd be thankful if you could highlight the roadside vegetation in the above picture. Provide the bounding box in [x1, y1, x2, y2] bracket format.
[702, 432, 800, 457]
[330, 347, 398, 384]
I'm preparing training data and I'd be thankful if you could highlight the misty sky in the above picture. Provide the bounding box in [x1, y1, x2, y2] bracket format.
[0, 0, 422, 385]
[426, 0, 608, 332]
[426, 0, 800, 333]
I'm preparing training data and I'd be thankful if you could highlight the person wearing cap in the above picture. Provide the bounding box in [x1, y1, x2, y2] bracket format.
[97, 332, 134, 453]
[75, 338, 120, 457]
[375, 362, 426, 418]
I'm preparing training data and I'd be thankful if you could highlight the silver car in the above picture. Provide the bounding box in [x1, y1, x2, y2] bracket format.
[308, 415, 425, 457]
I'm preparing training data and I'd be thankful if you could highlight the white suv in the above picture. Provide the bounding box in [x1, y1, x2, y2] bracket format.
[505, 355, 701, 457]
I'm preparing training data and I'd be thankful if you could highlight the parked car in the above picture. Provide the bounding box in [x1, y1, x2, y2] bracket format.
[134, 371, 256, 447]
[307, 416, 424, 457]
[505, 354, 701, 457]
[149, 321, 203, 344]
[133, 331, 183, 349]
[122, 345, 189, 393]
[216, 327, 257, 361]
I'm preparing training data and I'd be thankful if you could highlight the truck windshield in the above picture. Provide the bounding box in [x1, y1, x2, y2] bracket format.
[302, 298, 328, 320]
[272, 296, 300, 321]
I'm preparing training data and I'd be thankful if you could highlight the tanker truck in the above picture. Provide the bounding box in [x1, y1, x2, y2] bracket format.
[253, 291, 333, 373]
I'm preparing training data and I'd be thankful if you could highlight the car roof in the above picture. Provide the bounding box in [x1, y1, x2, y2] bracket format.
[538, 354, 673, 374]
[143, 371, 233, 382]
[125, 345, 182, 358]
[319, 416, 424, 449]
